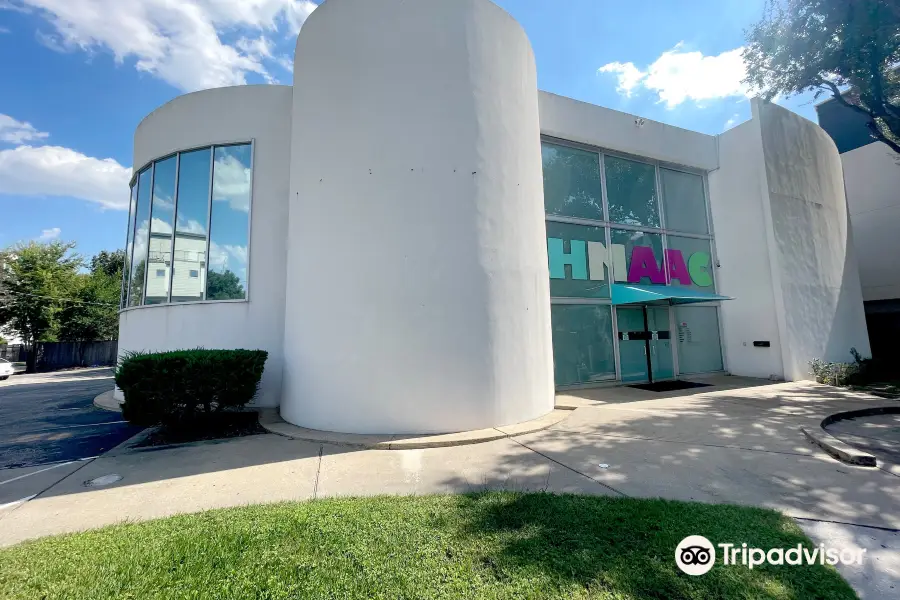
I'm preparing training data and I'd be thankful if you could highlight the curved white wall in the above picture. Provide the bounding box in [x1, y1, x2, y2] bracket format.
[118, 85, 293, 406]
[712, 98, 871, 381]
[281, 0, 554, 433]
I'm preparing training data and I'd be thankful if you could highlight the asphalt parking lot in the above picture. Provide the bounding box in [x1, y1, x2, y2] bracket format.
[0, 369, 143, 509]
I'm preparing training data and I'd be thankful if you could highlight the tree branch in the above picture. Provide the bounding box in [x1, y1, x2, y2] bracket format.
[821, 79, 900, 155]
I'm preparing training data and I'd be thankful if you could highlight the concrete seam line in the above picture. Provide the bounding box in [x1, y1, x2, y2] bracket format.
[1, 457, 97, 519]
[877, 464, 900, 480]
[555, 428, 816, 458]
[508, 437, 629, 498]
[313, 445, 323, 500]
[0, 461, 75, 486]
[792, 516, 900, 533]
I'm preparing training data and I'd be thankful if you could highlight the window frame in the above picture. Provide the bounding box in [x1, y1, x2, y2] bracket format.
[119, 139, 255, 313]
[541, 135, 724, 386]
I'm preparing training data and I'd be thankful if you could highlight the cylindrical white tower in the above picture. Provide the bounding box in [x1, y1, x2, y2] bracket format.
[281, 0, 553, 434]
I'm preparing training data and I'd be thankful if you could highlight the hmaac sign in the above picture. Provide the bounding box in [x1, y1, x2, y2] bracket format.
[547, 238, 712, 287]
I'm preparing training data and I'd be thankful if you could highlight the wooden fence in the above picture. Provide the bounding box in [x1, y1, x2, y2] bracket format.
[30, 341, 118, 372]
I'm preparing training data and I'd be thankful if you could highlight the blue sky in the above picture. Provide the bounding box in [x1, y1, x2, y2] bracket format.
[0, 0, 822, 261]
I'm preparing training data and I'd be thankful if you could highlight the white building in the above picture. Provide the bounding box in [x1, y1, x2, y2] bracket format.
[816, 96, 900, 363]
[116, 0, 870, 435]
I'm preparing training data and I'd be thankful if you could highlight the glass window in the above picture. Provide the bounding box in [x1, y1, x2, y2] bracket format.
[605, 155, 660, 228]
[546, 221, 610, 299]
[171, 148, 212, 303]
[145, 156, 177, 305]
[128, 168, 153, 307]
[551, 304, 616, 386]
[121, 184, 137, 308]
[666, 236, 714, 290]
[675, 306, 723, 373]
[610, 229, 665, 285]
[207, 145, 251, 301]
[661, 168, 708, 234]
[541, 142, 603, 221]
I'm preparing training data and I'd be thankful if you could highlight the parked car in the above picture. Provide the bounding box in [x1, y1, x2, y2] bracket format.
[0, 358, 14, 380]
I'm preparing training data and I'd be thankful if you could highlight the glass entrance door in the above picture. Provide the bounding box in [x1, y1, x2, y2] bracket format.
[616, 305, 674, 383]
[617, 307, 649, 382]
[647, 306, 674, 381]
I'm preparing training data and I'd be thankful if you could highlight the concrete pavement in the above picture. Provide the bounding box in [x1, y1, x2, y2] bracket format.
[0, 369, 143, 512]
[1, 378, 898, 597]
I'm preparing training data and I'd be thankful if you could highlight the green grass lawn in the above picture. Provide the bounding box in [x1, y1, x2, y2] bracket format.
[0, 493, 855, 599]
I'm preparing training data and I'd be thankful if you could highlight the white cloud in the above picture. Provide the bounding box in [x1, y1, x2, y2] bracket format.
[0, 113, 49, 144]
[225, 244, 248, 266]
[38, 227, 61, 240]
[150, 217, 173, 235]
[212, 153, 251, 212]
[0, 26, 10, 34]
[599, 44, 751, 109]
[275, 54, 293, 72]
[0, 145, 131, 209]
[208, 241, 248, 274]
[177, 218, 207, 235]
[597, 62, 646, 97]
[16, 0, 318, 92]
[723, 113, 741, 131]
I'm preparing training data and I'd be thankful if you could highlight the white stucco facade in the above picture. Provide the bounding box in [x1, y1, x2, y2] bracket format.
[711, 99, 871, 381]
[118, 0, 871, 433]
[118, 85, 293, 407]
[840, 142, 900, 302]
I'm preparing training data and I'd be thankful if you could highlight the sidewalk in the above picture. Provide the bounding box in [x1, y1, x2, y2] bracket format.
[2, 380, 898, 596]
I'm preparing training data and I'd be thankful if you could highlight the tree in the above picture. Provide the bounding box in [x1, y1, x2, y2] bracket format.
[743, 0, 900, 154]
[0, 242, 82, 346]
[57, 250, 123, 342]
[90, 249, 126, 279]
[206, 270, 245, 300]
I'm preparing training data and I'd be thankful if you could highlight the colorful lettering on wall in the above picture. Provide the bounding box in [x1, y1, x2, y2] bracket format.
[547, 238, 712, 287]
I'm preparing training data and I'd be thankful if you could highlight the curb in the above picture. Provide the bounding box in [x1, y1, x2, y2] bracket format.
[103, 427, 156, 457]
[258, 408, 573, 450]
[802, 405, 900, 468]
[93, 389, 122, 413]
[801, 426, 876, 467]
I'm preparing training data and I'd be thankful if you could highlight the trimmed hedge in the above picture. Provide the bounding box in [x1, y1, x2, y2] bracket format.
[115, 349, 268, 427]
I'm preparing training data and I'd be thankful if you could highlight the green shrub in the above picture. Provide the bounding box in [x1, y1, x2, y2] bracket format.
[809, 358, 859, 386]
[115, 349, 268, 427]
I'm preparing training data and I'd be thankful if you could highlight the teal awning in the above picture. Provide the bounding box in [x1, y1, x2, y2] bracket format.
[610, 284, 733, 306]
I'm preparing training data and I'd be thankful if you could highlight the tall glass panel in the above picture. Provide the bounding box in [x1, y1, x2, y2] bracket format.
[551, 304, 616, 386]
[546, 221, 610, 299]
[616, 307, 649, 383]
[172, 148, 212, 303]
[661, 168, 708, 234]
[666, 236, 714, 290]
[121, 184, 137, 308]
[647, 306, 674, 380]
[145, 156, 177, 304]
[605, 155, 660, 228]
[675, 306, 724, 373]
[207, 145, 251, 300]
[610, 229, 665, 286]
[128, 168, 153, 306]
[541, 142, 603, 221]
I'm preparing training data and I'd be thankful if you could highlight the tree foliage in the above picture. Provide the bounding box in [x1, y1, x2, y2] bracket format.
[744, 0, 900, 153]
[206, 270, 245, 301]
[57, 251, 123, 342]
[0, 242, 81, 345]
[0, 241, 123, 345]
